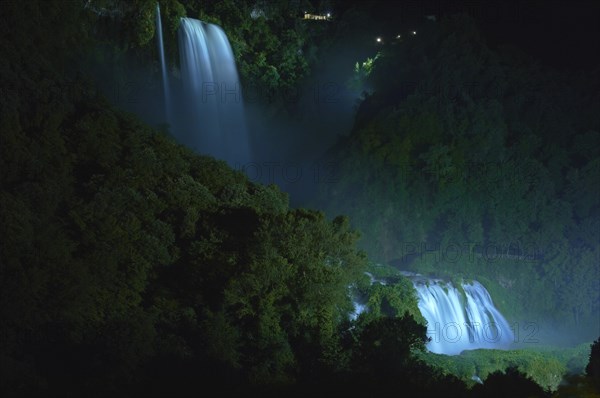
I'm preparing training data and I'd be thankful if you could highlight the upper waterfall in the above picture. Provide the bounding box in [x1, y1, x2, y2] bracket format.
[155, 3, 171, 123]
[159, 17, 251, 167]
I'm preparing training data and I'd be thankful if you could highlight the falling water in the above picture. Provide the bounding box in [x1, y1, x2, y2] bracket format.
[412, 279, 514, 355]
[155, 3, 171, 124]
[352, 274, 514, 355]
[177, 18, 250, 167]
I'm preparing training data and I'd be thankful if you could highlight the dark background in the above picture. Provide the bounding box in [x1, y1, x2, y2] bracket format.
[332, 0, 600, 70]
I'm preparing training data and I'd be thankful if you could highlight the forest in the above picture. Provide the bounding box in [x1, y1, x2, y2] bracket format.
[315, 12, 600, 339]
[0, 0, 598, 397]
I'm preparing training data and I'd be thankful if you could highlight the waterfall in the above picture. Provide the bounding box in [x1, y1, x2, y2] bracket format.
[352, 273, 514, 355]
[412, 279, 514, 355]
[155, 3, 171, 124]
[177, 18, 250, 167]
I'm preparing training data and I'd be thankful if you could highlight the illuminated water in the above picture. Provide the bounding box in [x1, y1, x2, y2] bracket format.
[177, 18, 250, 166]
[155, 3, 171, 122]
[413, 279, 514, 355]
[352, 275, 514, 355]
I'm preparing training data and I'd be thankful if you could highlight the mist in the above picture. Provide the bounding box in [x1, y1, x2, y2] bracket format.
[244, 50, 371, 207]
[86, 21, 378, 210]
[86, 13, 599, 347]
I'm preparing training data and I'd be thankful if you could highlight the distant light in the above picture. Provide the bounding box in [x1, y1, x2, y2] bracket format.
[376, 37, 382, 43]
[327, 12, 331, 17]
[396, 34, 401, 39]
[412, 31, 417, 35]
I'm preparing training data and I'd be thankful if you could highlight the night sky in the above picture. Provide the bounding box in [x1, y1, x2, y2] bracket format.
[334, 0, 600, 70]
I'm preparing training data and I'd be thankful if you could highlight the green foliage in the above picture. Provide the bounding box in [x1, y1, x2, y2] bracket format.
[471, 367, 551, 398]
[316, 14, 600, 337]
[0, 76, 368, 394]
[348, 263, 425, 326]
[352, 315, 428, 377]
[347, 53, 380, 93]
[133, 0, 157, 47]
[1, 2, 593, 397]
[81, 0, 330, 118]
[1, 3, 370, 393]
[174, 0, 322, 114]
[419, 344, 599, 392]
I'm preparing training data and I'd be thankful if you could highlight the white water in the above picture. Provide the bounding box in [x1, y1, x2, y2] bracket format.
[352, 274, 514, 355]
[177, 18, 250, 166]
[413, 279, 514, 355]
[155, 4, 171, 123]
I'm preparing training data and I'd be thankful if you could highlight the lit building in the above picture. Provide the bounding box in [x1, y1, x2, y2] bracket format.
[303, 12, 331, 21]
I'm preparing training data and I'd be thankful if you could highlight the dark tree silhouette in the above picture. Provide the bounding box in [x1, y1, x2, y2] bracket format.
[471, 366, 551, 398]
[587, 338, 600, 391]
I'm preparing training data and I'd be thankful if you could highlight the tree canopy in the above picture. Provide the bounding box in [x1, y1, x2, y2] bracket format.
[1, 2, 598, 397]
[315, 15, 600, 340]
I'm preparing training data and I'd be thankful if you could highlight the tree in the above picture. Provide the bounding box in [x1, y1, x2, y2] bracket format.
[587, 338, 600, 391]
[352, 314, 428, 378]
[471, 367, 551, 398]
